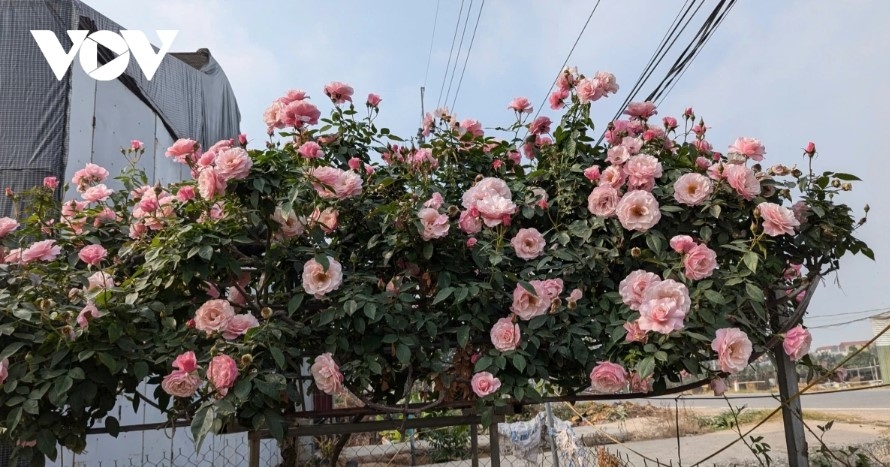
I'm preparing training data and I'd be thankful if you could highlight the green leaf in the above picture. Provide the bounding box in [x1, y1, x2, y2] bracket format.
[37, 429, 58, 460]
[709, 205, 722, 219]
[433, 287, 454, 305]
[69, 367, 86, 380]
[107, 321, 123, 343]
[742, 252, 759, 273]
[0, 342, 25, 361]
[636, 356, 656, 379]
[745, 283, 765, 302]
[512, 354, 527, 372]
[396, 344, 411, 364]
[318, 310, 335, 326]
[646, 234, 664, 255]
[133, 361, 149, 380]
[269, 347, 286, 370]
[423, 242, 433, 260]
[363, 303, 377, 320]
[832, 173, 861, 181]
[314, 254, 330, 270]
[288, 294, 304, 314]
[474, 356, 493, 372]
[105, 416, 120, 437]
[457, 326, 470, 347]
[198, 245, 214, 261]
[97, 352, 118, 373]
[704, 290, 725, 304]
[191, 403, 216, 451]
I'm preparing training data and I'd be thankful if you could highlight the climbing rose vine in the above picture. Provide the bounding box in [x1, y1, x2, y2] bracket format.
[0, 66, 871, 461]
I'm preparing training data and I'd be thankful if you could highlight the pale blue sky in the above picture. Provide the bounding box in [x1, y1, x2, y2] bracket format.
[82, 0, 890, 348]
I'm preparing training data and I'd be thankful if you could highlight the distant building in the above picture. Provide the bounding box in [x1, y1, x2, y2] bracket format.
[814, 340, 873, 356]
[869, 311, 890, 384]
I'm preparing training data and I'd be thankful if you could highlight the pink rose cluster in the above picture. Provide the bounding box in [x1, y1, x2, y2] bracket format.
[619, 271, 691, 335]
[669, 235, 718, 280]
[193, 299, 258, 340]
[161, 351, 239, 398]
[309, 167, 363, 200]
[459, 177, 517, 233]
[263, 88, 321, 133]
[509, 278, 564, 321]
[418, 192, 450, 240]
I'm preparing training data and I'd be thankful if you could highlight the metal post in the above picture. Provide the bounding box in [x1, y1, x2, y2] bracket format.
[775, 343, 808, 466]
[489, 420, 501, 467]
[248, 432, 260, 467]
[544, 402, 560, 467]
[470, 423, 479, 467]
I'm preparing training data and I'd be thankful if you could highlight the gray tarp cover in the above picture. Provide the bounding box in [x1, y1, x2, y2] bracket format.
[0, 0, 240, 216]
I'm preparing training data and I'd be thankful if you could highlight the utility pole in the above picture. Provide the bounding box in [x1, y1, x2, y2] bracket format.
[417, 86, 426, 144]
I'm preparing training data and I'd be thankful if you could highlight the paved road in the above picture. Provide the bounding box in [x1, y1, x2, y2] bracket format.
[634, 387, 890, 410]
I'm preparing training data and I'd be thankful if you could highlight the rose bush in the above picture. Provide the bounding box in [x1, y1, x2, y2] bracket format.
[0, 66, 871, 462]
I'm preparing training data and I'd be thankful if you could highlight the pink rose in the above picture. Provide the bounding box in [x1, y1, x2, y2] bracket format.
[466, 237, 477, 248]
[366, 93, 382, 107]
[87, 271, 114, 291]
[214, 148, 253, 180]
[280, 89, 309, 104]
[302, 257, 344, 298]
[695, 156, 712, 170]
[172, 351, 198, 373]
[510, 282, 551, 321]
[76, 302, 103, 329]
[510, 228, 545, 260]
[458, 210, 482, 234]
[194, 299, 236, 335]
[21, 239, 61, 263]
[663, 116, 678, 130]
[619, 270, 661, 310]
[43, 177, 59, 189]
[165, 139, 200, 163]
[508, 97, 533, 114]
[475, 195, 517, 227]
[78, 244, 107, 266]
[587, 186, 620, 219]
[324, 81, 354, 104]
[238, 134, 247, 146]
[594, 71, 619, 95]
[568, 288, 583, 302]
[616, 190, 661, 232]
[684, 244, 718, 280]
[728, 137, 766, 162]
[81, 184, 113, 203]
[549, 88, 569, 109]
[471, 372, 501, 397]
[629, 372, 652, 393]
[0, 217, 19, 237]
[418, 207, 450, 240]
[711, 328, 753, 374]
[804, 141, 816, 156]
[348, 157, 362, 170]
[758, 202, 800, 237]
[556, 66, 577, 92]
[537, 278, 564, 300]
[673, 173, 713, 205]
[311, 352, 344, 395]
[462, 177, 512, 209]
[624, 154, 663, 190]
[459, 119, 484, 138]
[197, 168, 227, 199]
[207, 354, 239, 396]
[583, 166, 601, 181]
[670, 235, 696, 254]
[298, 141, 324, 159]
[161, 370, 202, 398]
[598, 166, 626, 189]
[606, 145, 631, 166]
[264, 101, 284, 132]
[71, 163, 109, 191]
[624, 101, 658, 120]
[177, 185, 195, 202]
[309, 208, 339, 233]
[309, 167, 363, 200]
[638, 279, 690, 334]
[529, 116, 551, 135]
[624, 321, 648, 343]
[0, 358, 8, 385]
[723, 164, 761, 200]
[222, 313, 259, 340]
[272, 206, 305, 238]
[589, 362, 628, 393]
[707, 162, 724, 181]
[282, 100, 321, 129]
[577, 74, 619, 103]
[710, 378, 728, 396]
[783, 325, 812, 362]
[490, 317, 521, 351]
[130, 139, 143, 151]
[424, 192, 444, 209]
[791, 201, 809, 224]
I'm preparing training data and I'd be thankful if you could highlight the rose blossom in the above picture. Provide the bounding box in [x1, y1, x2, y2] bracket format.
[80, 183, 113, 203]
[418, 208, 450, 240]
[214, 148, 253, 180]
[624, 101, 658, 119]
[366, 93, 382, 107]
[475, 195, 517, 227]
[471, 372, 501, 397]
[616, 190, 661, 232]
[538, 278, 564, 300]
[707, 162, 724, 181]
[166, 138, 199, 162]
[783, 325, 812, 362]
[466, 237, 477, 247]
[589, 362, 628, 393]
[222, 313, 260, 340]
[684, 244, 718, 280]
[583, 166, 601, 181]
[619, 270, 661, 310]
[673, 173, 713, 205]
[607, 145, 631, 166]
[43, 177, 58, 189]
[172, 351, 198, 373]
[669, 235, 696, 254]
[529, 116, 551, 135]
[458, 210, 482, 234]
[76, 302, 103, 329]
[272, 206, 304, 238]
[424, 192, 444, 209]
[510, 228, 545, 260]
[638, 279, 691, 334]
[309, 207, 339, 233]
[0, 358, 8, 385]
[282, 100, 321, 128]
[710, 378, 728, 396]
[728, 137, 766, 162]
[758, 202, 800, 236]
[723, 164, 761, 200]
[629, 373, 653, 393]
[791, 201, 809, 224]
[21, 239, 61, 263]
[508, 97, 533, 114]
[549, 88, 569, 109]
[586, 186, 620, 218]
[197, 168, 227, 199]
[324, 81, 354, 104]
[490, 317, 521, 351]
[311, 352, 344, 395]
[569, 289, 583, 302]
[71, 163, 109, 191]
[462, 177, 511, 209]
[598, 166, 626, 189]
[310, 167, 363, 199]
[87, 271, 114, 291]
[302, 257, 344, 298]
[510, 282, 551, 321]
[0, 217, 19, 237]
[711, 328, 753, 374]
[78, 244, 107, 266]
[624, 154, 663, 190]
[624, 321, 648, 343]
[207, 354, 239, 396]
[194, 299, 236, 335]
[459, 119, 484, 138]
[298, 141, 324, 159]
[161, 370, 202, 398]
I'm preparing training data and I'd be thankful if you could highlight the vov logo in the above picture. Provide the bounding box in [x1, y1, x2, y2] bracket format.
[30, 30, 178, 81]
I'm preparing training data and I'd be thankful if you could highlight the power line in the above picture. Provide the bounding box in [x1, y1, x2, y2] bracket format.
[806, 306, 890, 320]
[422, 0, 442, 90]
[529, 0, 603, 125]
[809, 315, 880, 330]
[449, 0, 485, 113]
[442, 0, 475, 111]
[435, 0, 466, 109]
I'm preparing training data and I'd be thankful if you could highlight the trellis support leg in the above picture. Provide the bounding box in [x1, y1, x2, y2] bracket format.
[775, 343, 809, 466]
